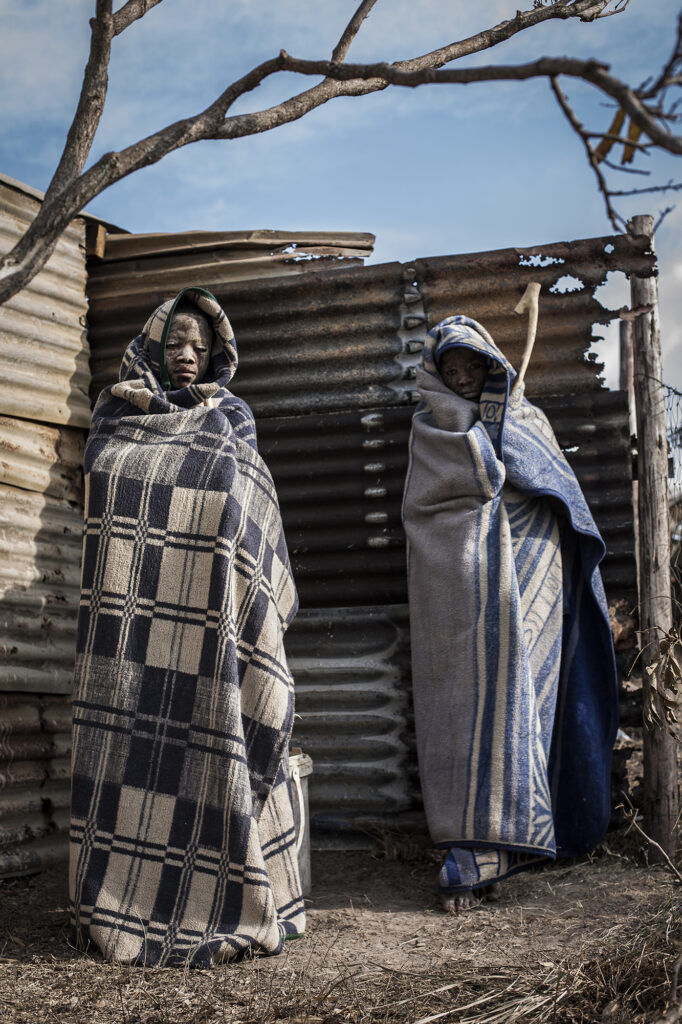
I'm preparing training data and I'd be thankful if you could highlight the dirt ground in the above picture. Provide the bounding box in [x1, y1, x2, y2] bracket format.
[0, 833, 680, 1024]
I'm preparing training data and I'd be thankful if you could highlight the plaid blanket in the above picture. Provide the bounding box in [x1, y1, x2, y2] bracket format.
[402, 316, 618, 893]
[70, 288, 304, 965]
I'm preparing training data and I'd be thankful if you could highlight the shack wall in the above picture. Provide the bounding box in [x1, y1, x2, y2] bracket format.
[0, 175, 90, 876]
[86, 229, 654, 846]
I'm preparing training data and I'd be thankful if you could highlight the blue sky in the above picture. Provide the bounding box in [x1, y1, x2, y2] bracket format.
[1, 0, 681, 388]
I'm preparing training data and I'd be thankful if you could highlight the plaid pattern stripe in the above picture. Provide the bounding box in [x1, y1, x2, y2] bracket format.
[70, 292, 304, 966]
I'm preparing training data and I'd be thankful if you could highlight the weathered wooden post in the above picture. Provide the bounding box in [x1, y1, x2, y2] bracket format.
[628, 214, 679, 859]
[619, 319, 634, 417]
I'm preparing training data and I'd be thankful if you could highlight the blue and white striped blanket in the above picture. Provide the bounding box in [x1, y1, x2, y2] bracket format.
[402, 316, 618, 893]
[70, 288, 305, 964]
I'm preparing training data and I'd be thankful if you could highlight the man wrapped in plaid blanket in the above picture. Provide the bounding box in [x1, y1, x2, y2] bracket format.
[70, 288, 305, 965]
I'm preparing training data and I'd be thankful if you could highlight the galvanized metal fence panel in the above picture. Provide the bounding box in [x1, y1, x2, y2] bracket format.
[0, 178, 90, 428]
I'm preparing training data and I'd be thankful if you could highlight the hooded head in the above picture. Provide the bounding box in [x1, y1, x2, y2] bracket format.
[418, 315, 519, 455]
[421, 315, 514, 388]
[120, 287, 238, 394]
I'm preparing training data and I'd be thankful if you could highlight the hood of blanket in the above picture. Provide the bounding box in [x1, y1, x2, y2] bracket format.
[418, 315, 518, 455]
[118, 286, 238, 397]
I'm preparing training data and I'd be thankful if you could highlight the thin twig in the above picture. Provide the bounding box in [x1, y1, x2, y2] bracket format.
[602, 157, 651, 175]
[610, 181, 682, 196]
[620, 794, 682, 884]
[586, 131, 652, 152]
[652, 955, 682, 1024]
[550, 75, 623, 230]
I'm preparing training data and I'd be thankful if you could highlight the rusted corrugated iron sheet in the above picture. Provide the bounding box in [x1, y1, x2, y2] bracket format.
[259, 391, 636, 608]
[86, 228, 376, 404]
[416, 233, 654, 396]
[0, 415, 84, 503]
[0, 177, 91, 428]
[88, 257, 399, 408]
[286, 605, 420, 845]
[87, 230, 654, 414]
[0, 693, 71, 878]
[94, 229, 375, 263]
[0, 483, 82, 693]
[78, 227, 643, 853]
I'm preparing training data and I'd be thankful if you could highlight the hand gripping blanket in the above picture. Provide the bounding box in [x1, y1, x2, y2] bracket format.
[70, 288, 305, 965]
[402, 316, 618, 895]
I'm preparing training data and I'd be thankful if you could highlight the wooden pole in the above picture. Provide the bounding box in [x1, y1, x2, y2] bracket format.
[619, 318, 634, 427]
[628, 214, 679, 860]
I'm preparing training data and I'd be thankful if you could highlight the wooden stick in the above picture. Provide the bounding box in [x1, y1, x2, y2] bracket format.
[511, 282, 542, 395]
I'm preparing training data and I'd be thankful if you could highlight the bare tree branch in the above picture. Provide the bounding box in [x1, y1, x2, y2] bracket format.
[610, 180, 682, 196]
[268, 53, 682, 157]
[0, 0, 678, 306]
[620, 792, 682, 883]
[592, 0, 632, 18]
[586, 132, 652, 151]
[332, 0, 380, 63]
[112, 0, 165, 36]
[48, 0, 114, 198]
[550, 75, 624, 231]
[640, 11, 682, 99]
[654, 205, 676, 231]
[602, 158, 651, 175]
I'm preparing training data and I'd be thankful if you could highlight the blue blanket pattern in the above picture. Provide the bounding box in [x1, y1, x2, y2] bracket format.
[402, 316, 618, 893]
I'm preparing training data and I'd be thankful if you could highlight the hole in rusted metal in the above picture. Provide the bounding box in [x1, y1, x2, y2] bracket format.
[518, 253, 565, 267]
[591, 271, 631, 390]
[550, 274, 584, 294]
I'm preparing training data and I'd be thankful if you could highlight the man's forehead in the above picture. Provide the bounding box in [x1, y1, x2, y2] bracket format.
[168, 310, 212, 333]
[441, 347, 487, 364]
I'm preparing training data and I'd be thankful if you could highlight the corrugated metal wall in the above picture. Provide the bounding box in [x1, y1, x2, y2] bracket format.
[0, 175, 90, 876]
[86, 228, 655, 845]
[87, 229, 376, 406]
[0, 177, 91, 429]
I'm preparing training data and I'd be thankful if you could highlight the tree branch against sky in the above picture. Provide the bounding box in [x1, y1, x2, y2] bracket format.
[0, 0, 681, 304]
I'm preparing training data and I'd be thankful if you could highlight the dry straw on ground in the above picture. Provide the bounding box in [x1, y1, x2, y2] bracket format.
[1, 833, 680, 1024]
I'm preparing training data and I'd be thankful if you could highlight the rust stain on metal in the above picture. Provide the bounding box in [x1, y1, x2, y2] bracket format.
[0, 416, 84, 502]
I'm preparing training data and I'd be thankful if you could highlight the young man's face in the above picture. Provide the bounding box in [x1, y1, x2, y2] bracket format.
[439, 348, 488, 401]
[165, 312, 212, 388]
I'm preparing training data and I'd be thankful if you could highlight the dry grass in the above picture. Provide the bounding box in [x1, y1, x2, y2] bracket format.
[1, 837, 680, 1024]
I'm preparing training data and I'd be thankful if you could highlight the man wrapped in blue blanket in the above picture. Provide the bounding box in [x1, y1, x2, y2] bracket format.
[402, 315, 618, 913]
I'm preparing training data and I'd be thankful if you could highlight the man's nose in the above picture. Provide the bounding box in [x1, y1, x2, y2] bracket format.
[177, 345, 196, 364]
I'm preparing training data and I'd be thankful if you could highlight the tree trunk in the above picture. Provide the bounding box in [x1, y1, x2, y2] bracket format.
[629, 214, 679, 860]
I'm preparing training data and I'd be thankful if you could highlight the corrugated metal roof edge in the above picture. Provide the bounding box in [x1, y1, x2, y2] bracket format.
[0, 172, 127, 234]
